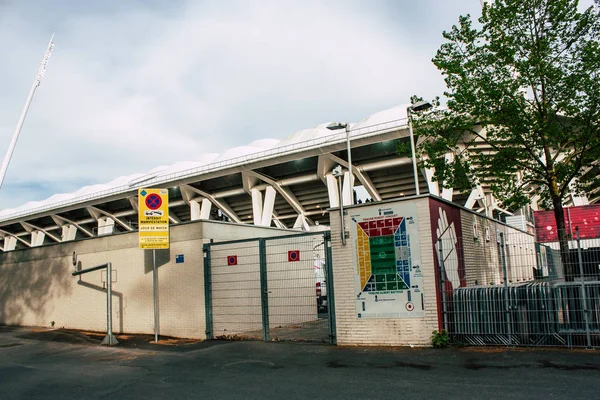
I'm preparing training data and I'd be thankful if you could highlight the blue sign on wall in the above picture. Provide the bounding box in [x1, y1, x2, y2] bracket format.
[175, 254, 184, 264]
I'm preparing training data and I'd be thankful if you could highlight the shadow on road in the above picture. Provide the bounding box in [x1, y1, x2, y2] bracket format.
[7, 326, 220, 352]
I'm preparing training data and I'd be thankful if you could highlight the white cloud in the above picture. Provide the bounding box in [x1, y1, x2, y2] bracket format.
[0, 0, 481, 209]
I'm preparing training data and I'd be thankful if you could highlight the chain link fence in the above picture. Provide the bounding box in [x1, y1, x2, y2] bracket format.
[203, 232, 336, 344]
[439, 225, 600, 348]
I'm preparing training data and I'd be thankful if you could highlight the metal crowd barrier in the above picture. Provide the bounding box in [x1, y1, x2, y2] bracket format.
[449, 281, 600, 348]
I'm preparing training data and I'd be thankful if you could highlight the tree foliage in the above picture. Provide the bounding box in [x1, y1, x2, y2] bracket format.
[413, 0, 600, 214]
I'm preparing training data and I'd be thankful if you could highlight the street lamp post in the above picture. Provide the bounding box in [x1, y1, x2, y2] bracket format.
[345, 124, 352, 205]
[407, 101, 432, 196]
[332, 165, 346, 245]
[327, 122, 353, 205]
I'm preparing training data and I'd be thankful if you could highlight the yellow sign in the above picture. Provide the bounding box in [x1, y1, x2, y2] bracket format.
[138, 188, 169, 249]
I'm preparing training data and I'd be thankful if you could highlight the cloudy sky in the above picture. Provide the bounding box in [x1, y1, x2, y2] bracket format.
[0, 0, 500, 209]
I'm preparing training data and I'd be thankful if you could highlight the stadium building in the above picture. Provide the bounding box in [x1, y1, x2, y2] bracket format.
[0, 104, 597, 347]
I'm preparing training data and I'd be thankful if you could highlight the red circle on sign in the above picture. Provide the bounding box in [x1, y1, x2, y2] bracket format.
[227, 256, 238, 266]
[145, 193, 162, 210]
[406, 302, 414, 311]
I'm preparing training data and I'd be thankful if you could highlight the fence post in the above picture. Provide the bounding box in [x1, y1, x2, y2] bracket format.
[203, 244, 213, 340]
[438, 238, 448, 331]
[500, 233, 512, 346]
[575, 227, 592, 348]
[259, 239, 270, 341]
[324, 232, 337, 345]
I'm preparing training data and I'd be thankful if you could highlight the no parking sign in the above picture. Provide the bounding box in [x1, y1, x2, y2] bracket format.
[138, 188, 169, 249]
[288, 250, 300, 262]
[227, 255, 238, 266]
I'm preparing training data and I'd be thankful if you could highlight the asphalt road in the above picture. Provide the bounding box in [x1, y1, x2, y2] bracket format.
[1, 326, 599, 400]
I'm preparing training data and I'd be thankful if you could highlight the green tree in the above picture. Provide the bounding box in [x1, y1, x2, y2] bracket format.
[412, 0, 600, 278]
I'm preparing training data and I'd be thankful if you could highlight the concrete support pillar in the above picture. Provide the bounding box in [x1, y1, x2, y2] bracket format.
[441, 153, 454, 201]
[569, 180, 589, 206]
[326, 174, 340, 208]
[190, 200, 201, 221]
[4, 236, 16, 251]
[251, 188, 263, 225]
[61, 224, 77, 241]
[571, 193, 589, 206]
[98, 217, 115, 235]
[424, 167, 440, 196]
[260, 186, 276, 227]
[293, 214, 310, 231]
[200, 198, 212, 220]
[530, 195, 540, 211]
[464, 189, 480, 209]
[31, 231, 45, 247]
[485, 194, 494, 218]
[249, 186, 278, 227]
[342, 171, 354, 206]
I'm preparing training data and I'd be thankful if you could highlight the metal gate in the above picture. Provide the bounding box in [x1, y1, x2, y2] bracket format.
[203, 231, 336, 344]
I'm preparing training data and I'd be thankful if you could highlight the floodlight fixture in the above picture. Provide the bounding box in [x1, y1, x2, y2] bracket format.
[409, 100, 433, 113]
[332, 165, 343, 177]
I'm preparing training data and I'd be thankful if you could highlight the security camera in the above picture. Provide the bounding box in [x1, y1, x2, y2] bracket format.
[72, 251, 79, 273]
[332, 165, 343, 177]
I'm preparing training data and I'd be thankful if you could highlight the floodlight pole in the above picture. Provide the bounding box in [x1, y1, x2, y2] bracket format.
[0, 34, 55, 192]
[332, 165, 345, 245]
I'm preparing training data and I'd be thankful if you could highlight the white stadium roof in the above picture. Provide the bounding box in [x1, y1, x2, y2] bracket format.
[0, 102, 594, 251]
[0, 104, 411, 223]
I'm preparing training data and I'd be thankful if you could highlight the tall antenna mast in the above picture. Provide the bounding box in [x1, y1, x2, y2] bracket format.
[0, 33, 55, 192]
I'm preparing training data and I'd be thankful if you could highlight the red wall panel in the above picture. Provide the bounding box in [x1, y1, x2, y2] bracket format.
[535, 205, 600, 242]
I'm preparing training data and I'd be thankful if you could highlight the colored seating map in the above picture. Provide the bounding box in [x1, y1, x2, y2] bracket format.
[351, 203, 424, 319]
[356, 217, 411, 292]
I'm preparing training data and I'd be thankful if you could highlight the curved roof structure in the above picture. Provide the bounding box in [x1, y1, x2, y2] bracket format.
[0, 104, 408, 222]
[0, 103, 595, 252]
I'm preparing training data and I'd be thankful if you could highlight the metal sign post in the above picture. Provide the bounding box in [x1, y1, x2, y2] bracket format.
[102, 262, 118, 346]
[153, 249, 158, 343]
[72, 262, 119, 345]
[138, 188, 170, 343]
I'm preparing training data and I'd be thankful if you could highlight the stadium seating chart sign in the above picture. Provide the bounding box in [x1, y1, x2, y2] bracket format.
[350, 203, 424, 319]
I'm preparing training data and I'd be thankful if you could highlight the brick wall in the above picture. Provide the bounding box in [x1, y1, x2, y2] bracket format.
[460, 210, 535, 286]
[0, 220, 288, 339]
[329, 197, 439, 346]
